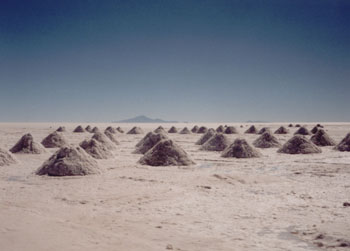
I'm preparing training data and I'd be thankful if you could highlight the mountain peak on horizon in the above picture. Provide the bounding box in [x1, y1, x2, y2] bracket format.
[115, 115, 177, 123]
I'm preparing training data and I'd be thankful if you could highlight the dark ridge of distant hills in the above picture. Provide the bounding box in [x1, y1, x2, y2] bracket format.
[114, 115, 178, 123]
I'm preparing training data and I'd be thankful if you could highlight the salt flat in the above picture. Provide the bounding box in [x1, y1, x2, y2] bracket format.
[0, 122, 349, 251]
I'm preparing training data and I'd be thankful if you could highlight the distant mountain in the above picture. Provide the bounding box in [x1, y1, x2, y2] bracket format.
[115, 115, 178, 123]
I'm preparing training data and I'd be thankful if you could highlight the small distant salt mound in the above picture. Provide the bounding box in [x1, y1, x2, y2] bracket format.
[196, 129, 215, 145]
[154, 127, 167, 134]
[92, 127, 100, 133]
[274, 126, 289, 134]
[221, 139, 261, 158]
[36, 146, 100, 176]
[278, 135, 321, 154]
[200, 133, 230, 151]
[311, 126, 319, 134]
[134, 132, 168, 154]
[288, 124, 293, 127]
[216, 125, 225, 133]
[127, 127, 143, 134]
[197, 126, 208, 134]
[0, 148, 17, 166]
[191, 126, 199, 133]
[253, 132, 281, 148]
[80, 139, 114, 159]
[92, 132, 116, 150]
[294, 127, 310, 135]
[316, 124, 324, 128]
[224, 126, 238, 134]
[310, 129, 336, 146]
[104, 131, 120, 145]
[117, 127, 124, 133]
[10, 133, 45, 154]
[334, 133, 350, 152]
[105, 126, 117, 134]
[168, 126, 178, 133]
[139, 139, 195, 166]
[85, 125, 92, 133]
[295, 124, 301, 127]
[56, 126, 66, 132]
[258, 127, 271, 135]
[180, 127, 191, 134]
[73, 125, 85, 133]
[245, 125, 257, 134]
[41, 131, 68, 148]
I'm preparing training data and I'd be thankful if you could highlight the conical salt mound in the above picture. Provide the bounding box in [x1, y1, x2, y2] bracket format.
[335, 133, 350, 151]
[41, 131, 68, 148]
[311, 126, 318, 134]
[295, 124, 301, 127]
[195, 129, 215, 145]
[197, 126, 208, 134]
[154, 127, 167, 134]
[274, 126, 289, 134]
[134, 132, 168, 154]
[156, 126, 164, 130]
[245, 125, 257, 134]
[278, 135, 321, 154]
[92, 127, 100, 133]
[104, 131, 120, 145]
[224, 126, 238, 134]
[80, 139, 114, 159]
[310, 129, 336, 146]
[10, 133, 45, 154]
[56, 126, 66, 132]
[139, 139, 195, 166]
[200, 133, 230, 151]
[221, 139, 261, 158]
[92, 132, 116, 150]
[294, 127, 310, 135]
[168, 126, 178, 133]
[258, 127, 271, 135]
[73, 125, 85, 133]
[253, 132, 281, 148]
[0, 148, 17, 166]
[191, 126, 199, 133]
[127, 127, 143, 134]
[180, 127, 191, 134]
[85, 125, 92, 133]
[36, 146, 100, 176]
[116, 127, 124, 133]
[105, 126, 117, 134]
[288, 124, 293, 127]
[216, 125, 225, 133]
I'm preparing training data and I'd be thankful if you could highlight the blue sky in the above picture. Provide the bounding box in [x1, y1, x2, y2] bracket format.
[0, 0, 349, 122]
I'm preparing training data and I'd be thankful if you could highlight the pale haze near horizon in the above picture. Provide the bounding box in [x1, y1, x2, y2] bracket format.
[0, 0, 349, 123]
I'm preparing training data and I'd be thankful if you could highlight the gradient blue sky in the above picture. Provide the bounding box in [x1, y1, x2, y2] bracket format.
[0, 0, 349, 122]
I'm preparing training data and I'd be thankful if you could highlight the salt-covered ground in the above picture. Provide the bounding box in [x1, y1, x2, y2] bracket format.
[0, 122, 349, 251]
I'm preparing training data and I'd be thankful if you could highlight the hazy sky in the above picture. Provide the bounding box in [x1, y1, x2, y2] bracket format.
[0, 0, 349, 122]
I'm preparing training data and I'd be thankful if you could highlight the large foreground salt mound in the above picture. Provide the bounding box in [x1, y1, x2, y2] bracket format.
[127, 127, 143, 134]
[195, 129, 215, 145]
[80, 139, 114, 159]
[41, 131, 68, 148]
[139, 139, 195, 166]
[0, 148, 17, 166]
[253, 132, 281, 148]
[221, 139, 261, 158]
[200, 133, 230, 151]
[335, 133, 350, 152]
[310, 129, 336, 146]
[134, 132, 168, 154]
[10, 133, 45, 154]
[278, 135, 321, 154]
[36, 146, 100, 176]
